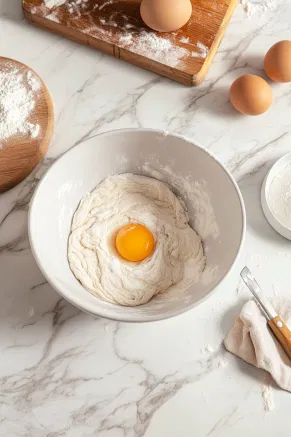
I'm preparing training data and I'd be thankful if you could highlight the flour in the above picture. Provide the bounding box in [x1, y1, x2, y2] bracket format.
[119, 31, 189, 67]
[267, 162, 291, 230]
[0, 62, 41, 146]
[261, 375, 275, 412]
[140, 159, 219, 241]
[217, 357, 229, 368]
[44, 0, 89, 11]
[119, 32, 208, 65]
[241, 0, 277, 17]
[99, 0, 115, 11]
[192, 42, 209, 59]
[139, 155, 219, 286]
[28, 307, 35, 318]
[44, 0, 66, 8]
[68, 0, 89, 13]
[202, 344, 215, 353]
[41, 1, 206, 67]
[46, 10, 61, 22]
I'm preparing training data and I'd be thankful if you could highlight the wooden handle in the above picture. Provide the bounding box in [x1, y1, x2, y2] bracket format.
[268, 316, 291, 360]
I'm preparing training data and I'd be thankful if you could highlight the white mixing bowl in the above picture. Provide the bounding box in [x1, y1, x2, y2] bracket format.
[29, 129, 245, 322]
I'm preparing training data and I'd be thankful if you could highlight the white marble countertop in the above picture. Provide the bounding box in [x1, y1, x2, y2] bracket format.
[1, 1, 291, 435]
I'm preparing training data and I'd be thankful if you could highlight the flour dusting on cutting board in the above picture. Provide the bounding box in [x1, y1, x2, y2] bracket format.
[44, 0, 66, 7]
[192, 42, 209, 59]
[119, 32, 189, 67]
[40, 0, 209, 67]
[0, 61, 41, 147]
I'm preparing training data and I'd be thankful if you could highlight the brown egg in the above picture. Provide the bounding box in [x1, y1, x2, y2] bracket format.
[140, 0, 192, 33]
[230, 74, 272, 116]
[264, 40, 291, 82]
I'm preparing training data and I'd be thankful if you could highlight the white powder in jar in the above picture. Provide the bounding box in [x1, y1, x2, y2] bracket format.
[267, 162, 291, 230]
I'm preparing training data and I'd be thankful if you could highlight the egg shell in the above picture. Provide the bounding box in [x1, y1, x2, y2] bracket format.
[230, 74, 272, 116]
[264, 40, 291, 83]
[140, 0, 192, 33]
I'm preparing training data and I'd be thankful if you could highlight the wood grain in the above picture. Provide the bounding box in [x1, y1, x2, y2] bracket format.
[268, 316, 291, 361]
[0, 58, 54, 193]
[22, 0, 237, 86]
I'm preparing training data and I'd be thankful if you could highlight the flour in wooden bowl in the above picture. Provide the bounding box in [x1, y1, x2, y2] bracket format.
[0, 61, 41, 147]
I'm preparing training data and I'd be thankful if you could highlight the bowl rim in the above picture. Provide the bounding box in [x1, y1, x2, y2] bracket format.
[29, 128, 246, 322]
[261, 152, 291, 240]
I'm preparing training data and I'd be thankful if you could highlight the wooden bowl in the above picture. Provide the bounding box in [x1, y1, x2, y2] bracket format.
[0, 57, 54, 193]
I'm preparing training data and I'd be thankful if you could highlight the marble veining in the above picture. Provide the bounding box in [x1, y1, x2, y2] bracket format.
[1, 0, 291, 435]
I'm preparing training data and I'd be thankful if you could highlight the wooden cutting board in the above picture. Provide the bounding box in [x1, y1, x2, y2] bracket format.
[0, 58, 54, 193]
[22, 0, 237, 86]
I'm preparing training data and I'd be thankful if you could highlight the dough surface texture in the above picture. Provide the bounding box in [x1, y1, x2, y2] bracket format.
[68, 174, 205, 306]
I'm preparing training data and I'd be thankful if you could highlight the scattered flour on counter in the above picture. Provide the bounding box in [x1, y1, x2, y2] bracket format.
[0, 62, 41, 146]
[241, 0, 277, 17]
[261, 376, 275, 411]
[217, 357, 229, 368]
[203, 344, 215, 353]
[28, 308, 35, 318]
[201, 345, 229, 368]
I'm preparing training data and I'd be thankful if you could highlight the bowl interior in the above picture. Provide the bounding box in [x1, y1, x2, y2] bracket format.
[29, 130, 245, 322]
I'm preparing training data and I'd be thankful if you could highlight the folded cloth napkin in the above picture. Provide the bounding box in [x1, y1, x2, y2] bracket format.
[224, 297, 291, 392]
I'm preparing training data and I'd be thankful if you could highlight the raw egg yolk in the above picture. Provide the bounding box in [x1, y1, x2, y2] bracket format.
[115, 224, 154, 262]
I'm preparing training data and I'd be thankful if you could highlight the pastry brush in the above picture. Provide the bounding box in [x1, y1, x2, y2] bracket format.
[240, 266, 291, 360]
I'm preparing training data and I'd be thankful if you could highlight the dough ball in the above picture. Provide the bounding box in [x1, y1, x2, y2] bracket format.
[264, 40, 291, 83]
[140, 0, 192, 33]
[68, 174, 205, 307]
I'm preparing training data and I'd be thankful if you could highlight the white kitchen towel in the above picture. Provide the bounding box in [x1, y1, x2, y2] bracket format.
[224, 297, 291, 392]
